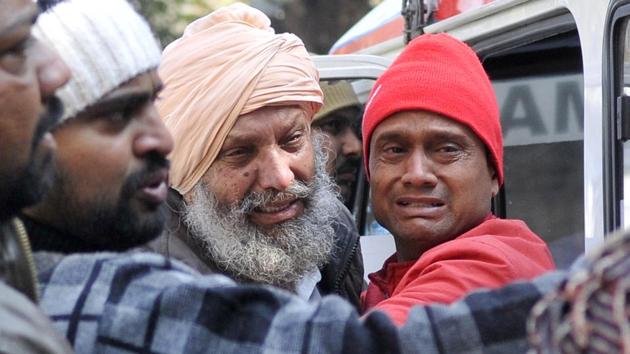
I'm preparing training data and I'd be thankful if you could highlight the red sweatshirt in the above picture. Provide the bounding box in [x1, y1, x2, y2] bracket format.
[361, 216, 555, 325]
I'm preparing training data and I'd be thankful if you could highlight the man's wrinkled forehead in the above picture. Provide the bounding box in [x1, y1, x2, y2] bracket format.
[0, 0, 38, 43]
[226, 105, 310, 140]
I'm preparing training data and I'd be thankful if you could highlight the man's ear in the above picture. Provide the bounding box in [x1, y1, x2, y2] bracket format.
[486, 151, 500, 197]
[490, 173, 499, 197]
[183, 190, 194, 205]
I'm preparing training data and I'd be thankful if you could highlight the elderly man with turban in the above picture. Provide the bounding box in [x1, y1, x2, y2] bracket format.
[149, 3, 364, 307]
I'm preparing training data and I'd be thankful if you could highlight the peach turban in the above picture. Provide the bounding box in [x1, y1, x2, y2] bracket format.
[158, 3, 323, 195]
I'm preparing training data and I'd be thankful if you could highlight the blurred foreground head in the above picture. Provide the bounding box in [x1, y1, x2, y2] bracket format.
[0, 0, 70, 220]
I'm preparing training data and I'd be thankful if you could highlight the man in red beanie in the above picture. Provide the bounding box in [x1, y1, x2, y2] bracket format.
[361, 33, 556, 325]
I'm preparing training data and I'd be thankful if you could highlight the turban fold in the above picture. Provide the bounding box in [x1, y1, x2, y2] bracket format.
[158, 3, 323, 195]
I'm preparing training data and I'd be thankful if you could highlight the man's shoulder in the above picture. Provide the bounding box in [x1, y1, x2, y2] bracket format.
[453, 217, 547, 249]
[420, 217, 552, 261]
[477, 217, 536, 236]
[34, 251, 234, 292]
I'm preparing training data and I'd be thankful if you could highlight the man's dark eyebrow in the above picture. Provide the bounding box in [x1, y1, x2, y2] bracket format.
[102, 91, 152, 107]
[80, 91, 153, 118]
[429, 130, 470, 142]
[373, 131, 405, 144]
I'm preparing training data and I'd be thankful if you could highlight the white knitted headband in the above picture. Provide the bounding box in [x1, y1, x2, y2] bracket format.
[32, 0, 162, 122]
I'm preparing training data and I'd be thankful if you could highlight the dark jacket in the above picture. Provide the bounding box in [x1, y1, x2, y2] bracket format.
[147, 189, 364, 310]
[317, 199, 364, 309]
[0, 218, 73, 354]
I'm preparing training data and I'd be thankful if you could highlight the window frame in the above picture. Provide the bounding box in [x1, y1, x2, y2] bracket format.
[604, 1, 630, 234]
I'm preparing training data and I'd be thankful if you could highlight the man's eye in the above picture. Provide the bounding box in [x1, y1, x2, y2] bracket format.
[8, 41, 28, 56]
[225, 148, 246, 157]
[219, 146, 254, 163]
[284, 132, 304, 147]
[102, 105, 141, 130]
[384, 146, 405, 154]
[101, 111, 131, 131]
[108, 107, 134, 124]
[0, 38, 31, 74]
[321, 121, 342, 135]
[108, 97, 149, 124]
[436, 144, 461, 153]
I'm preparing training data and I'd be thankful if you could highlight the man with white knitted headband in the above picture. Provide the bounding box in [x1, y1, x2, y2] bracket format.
[148, 3, 364, 306]
[23, 0, 173, 252]
[0, 0, 73, 352]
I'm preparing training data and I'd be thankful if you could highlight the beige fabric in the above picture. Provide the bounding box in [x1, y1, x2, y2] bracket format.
[313, 81, 360, 122]
[158, 3, 323, 195]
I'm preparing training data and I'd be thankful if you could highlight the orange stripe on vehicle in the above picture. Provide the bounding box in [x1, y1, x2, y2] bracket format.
[331, 17, 404, 55]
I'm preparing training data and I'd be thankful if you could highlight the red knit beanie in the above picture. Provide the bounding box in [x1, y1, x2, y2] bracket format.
[362, 33, 503, 185]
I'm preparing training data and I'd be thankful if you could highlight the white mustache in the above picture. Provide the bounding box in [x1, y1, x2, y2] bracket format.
[238, 180, 311, 214]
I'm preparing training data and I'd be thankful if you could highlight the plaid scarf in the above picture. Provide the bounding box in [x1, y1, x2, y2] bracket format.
[32, 249, 565, 353]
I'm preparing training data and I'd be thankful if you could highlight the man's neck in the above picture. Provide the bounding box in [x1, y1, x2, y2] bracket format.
[19, 214, 103, 254]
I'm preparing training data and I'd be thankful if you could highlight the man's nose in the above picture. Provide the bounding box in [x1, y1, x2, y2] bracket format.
[400, 150, 438, 187]
[31, 40, 71, 99]
[255, 149, 295, 191]
[133, 106, 175, 158]
[339, 126, 362, 158]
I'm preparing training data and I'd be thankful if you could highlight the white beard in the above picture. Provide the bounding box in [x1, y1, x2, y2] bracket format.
[183, 139, 339, 291]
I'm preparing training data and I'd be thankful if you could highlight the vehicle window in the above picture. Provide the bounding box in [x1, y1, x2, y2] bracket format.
[316, 78, 375, 217]
[483, 28, 584, 269]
